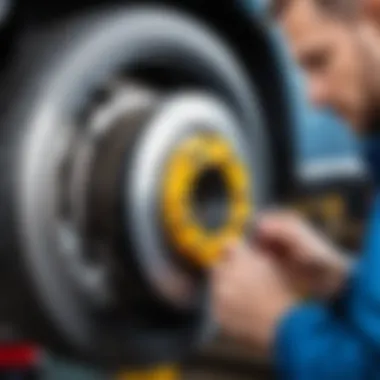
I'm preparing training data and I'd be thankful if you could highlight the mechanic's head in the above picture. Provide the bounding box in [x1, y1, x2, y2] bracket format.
[271, 0, 380, 132]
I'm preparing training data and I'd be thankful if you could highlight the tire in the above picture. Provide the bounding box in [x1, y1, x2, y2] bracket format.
[0, 4, 272, 368]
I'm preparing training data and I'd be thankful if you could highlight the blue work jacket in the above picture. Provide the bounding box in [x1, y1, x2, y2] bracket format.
[275, 137, 380, 379]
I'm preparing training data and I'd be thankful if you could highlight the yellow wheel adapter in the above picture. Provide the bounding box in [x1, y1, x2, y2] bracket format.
[161, 133, 252, 268]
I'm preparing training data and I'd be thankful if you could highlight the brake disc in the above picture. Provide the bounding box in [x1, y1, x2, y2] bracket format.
[54, 81, 254, 310]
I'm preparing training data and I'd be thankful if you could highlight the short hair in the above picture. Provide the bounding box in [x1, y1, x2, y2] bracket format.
[269, 0, 358, 19]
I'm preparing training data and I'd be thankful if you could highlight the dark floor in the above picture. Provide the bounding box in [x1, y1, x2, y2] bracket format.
[43, 335, 274, 379]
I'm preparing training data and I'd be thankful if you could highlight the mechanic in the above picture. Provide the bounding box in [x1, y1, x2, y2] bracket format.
[211, 0, 380, 379]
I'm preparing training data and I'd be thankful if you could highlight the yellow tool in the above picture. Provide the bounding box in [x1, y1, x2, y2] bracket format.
[161, 133, 252, 268]
[116, 365, 180, 380]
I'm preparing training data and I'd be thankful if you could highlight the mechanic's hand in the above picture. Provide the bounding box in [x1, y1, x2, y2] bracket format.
[211, 240, 297, 358]
[255, 211, 352, 300]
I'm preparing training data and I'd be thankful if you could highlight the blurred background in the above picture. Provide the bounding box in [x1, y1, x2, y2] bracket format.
[0, 0, 371, 379]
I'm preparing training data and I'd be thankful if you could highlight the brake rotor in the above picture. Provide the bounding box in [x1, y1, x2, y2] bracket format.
[53, 83, 160, 310]
[62, 83, 254, 309]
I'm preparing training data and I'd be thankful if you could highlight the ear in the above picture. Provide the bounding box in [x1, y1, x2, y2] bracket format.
[362, 0, 380, 22]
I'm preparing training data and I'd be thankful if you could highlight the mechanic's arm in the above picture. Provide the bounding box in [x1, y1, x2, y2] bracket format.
[275, 194, 380, 379]
[275, 301, 375, 379]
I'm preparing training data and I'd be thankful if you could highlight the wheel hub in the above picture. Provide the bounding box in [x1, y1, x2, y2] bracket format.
[161, 133, 251, 268]
[128, 91, 254, 308]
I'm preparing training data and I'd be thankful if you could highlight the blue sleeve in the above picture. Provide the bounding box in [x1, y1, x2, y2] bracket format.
[275, 303, 376, 379]
[275, 194, 380, 379]
[348, 194, 380, 348]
